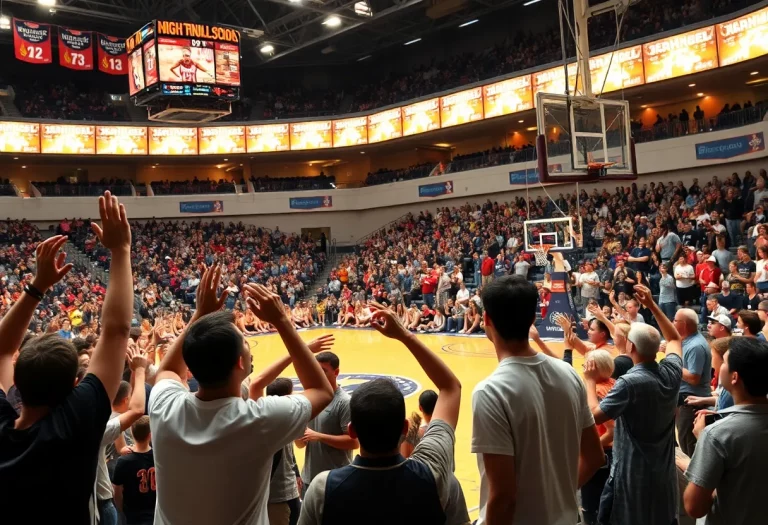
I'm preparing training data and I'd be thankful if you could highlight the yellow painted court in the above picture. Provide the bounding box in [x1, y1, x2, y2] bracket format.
[248, 328, 579, 520]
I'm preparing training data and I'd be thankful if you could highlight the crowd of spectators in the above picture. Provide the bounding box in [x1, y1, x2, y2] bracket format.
[0, 180, 15, 196]
[1, 170, 768, 524]
[250, 173, 336, 192]
[15, 81, 127, 121]
[33, 178, 133, 197]
[363, 162, 435, 186]
[150, 178, 238, 195]
[258, 88, 346, 119]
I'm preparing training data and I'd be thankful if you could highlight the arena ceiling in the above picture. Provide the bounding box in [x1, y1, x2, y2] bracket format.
[2, 0, 531, 66]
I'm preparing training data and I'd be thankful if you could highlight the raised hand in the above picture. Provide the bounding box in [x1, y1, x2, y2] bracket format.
[31, 235, 73, 292]
[528, 324, 541, 341]
[195, 264, 227, 317]
[307, 334, 335, 354]
[583, 357, 600, 382]
[244, 283, 288, 325]
[633, 284, 654, 308]
[128, 345, 149, 371]
[90, 190, 131, 252]
[369, 301, 409, 341]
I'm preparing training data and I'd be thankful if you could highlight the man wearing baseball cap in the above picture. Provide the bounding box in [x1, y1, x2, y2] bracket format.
[708, 314, 732, 339]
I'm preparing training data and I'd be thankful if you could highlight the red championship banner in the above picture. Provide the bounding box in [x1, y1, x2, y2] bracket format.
[97, 34, 127, 75]
[59, 28, 94, 71]
[13, 19, 52, 64]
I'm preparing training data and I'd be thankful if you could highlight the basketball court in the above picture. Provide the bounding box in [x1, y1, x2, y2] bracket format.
[247, 328, 578, 520]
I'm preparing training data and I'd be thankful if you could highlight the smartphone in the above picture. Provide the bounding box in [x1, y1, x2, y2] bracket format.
[704, 413, 723, 426]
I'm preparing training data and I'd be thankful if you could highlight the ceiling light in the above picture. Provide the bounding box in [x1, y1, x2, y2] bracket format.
[360, 151, 365, 154]
[152, 166, 156, 169]
[38, 0, 56, 6]
[523, 0, 541, 5]
[688, 83, 696, 87]
[404, 38, 421, 46]
[357, 55, 372, 62]
[518, 119, 524, 123]
[697, 92, 704, 97]
[13, 157, 18, 160]
[223, 158, 229, 161]
[355, 1, 372, 17]
[21, 165, 27, 169]
[459, 19, 478, 28]
[289, 0, 301, 2]
[751, 71, 759, 75]
[0, 16, 10, 30]
[641, 104, 648, 108]
[323, 16, 341, 28]
[526, 126, 537, 131]
[260, 44, 274, 54]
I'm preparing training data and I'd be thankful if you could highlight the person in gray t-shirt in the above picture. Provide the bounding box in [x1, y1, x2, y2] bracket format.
[682, 337, 768, 525]
[656, 229, 681, 262]
[297, 352, 357, 493]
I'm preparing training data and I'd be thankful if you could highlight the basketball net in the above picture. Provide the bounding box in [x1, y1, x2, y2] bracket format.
[533, 244, 554, 266]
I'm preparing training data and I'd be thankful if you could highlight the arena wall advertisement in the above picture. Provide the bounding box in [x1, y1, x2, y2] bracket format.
[95, 126, 148, 155]
[418, 181, 453, 198]
[198, 126, 246, 155]
[589, 45, 645, 94]
[402, 99, 441, 136]
[440, 87, 484, 128]
[179, 200, 223, 213]
[332, 117, 368, 148]
[0, 122, 40, 153]
[148, 127, 198, 155]
[367, 108, 403, 144]
[695, 132, 765, 160]
[483, 75, 533, 119]
[289, 196, 333, 210]
[643, 26, 719, 84]
[289, 121, 333, 151]
[246, 124, 290, 152]
[40, 124, 95, 154]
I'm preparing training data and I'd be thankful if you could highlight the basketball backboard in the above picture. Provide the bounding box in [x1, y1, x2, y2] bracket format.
[524, 217, 579, 252]
[535, 92, 637, 183]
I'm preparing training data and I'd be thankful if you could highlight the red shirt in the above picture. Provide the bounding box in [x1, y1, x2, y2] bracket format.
[421, 274, 437, 294]
[698, 265, 721, 291]
[481, 257, 494, 276]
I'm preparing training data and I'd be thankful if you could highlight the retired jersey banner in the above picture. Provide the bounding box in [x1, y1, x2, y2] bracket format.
[289, 196, 333, 210]
[13, 19, 52, 64]
[59, 28, 93, 71]
[97, 34, 127, 75]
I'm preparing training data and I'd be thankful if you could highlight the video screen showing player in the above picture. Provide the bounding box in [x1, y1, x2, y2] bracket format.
[158, 39, 215, 84]
[144, 41, 158, 87]
[128, 49, 145, 96]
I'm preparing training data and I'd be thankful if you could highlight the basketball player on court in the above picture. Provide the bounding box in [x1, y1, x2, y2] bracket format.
[170, 48, 209, 83]
[472, 275, 605, 524]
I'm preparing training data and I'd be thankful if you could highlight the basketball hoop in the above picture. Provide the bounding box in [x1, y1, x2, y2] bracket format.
[586, 161, 616, 178]
[533, 244, 554, 266]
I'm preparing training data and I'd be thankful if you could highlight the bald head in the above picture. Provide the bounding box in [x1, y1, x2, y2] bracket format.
[628, 323, 662, 359]
[674, 308, 698, 336]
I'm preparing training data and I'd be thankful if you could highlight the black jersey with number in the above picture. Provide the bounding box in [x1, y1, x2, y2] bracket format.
[112, 450, 156, 524]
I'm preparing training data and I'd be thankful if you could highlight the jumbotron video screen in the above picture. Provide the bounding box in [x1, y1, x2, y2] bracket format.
[126, 20, 240, 101]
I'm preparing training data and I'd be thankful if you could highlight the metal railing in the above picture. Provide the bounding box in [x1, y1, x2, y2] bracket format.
[34, 183, 133, 197]
[150, 182, 237, 195]
[635, 104, 768, 143]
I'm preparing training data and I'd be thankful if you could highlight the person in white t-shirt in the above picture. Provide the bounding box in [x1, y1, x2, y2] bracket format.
[471, 275, 605, 525]
[674, 255, 697, 306]
[455, 282, 470, 308]
[149, 266, 334, 525]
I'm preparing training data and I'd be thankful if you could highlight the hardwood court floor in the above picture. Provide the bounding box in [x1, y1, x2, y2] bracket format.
[247, 328, 578, 519]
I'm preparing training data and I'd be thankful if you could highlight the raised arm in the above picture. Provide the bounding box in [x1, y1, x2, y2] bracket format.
[588, 303, 616, 335]
[245, 284, 333, 418]
[0, 235, 72, 392]
[156, 264, 227, 384]
[86, 192, 134, 402]
[529, 324, 560, 358]
[369, 302, 461, 429]
[249, 334, 335, 400]
[115, 347, 147, 431]
[609, 291, 631, 321]
[634, 284, 682, 358]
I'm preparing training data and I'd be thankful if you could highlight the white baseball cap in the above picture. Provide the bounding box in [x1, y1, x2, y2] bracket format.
[707, 314, 732, 330]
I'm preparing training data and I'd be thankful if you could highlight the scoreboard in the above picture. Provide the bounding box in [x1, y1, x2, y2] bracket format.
[126, 20, 240, 101]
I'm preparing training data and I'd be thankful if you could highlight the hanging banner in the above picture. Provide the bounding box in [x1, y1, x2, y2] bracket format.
[418, 181, 453, 198]
[97, 34, 127, 75]
[13, 19, 52, 64]
[59, 28, 93, 71]
[289, 196, 333, 210]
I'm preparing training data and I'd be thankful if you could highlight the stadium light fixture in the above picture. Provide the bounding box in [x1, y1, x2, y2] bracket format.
[697, 92, 704, 97]
[357, 55, 372, 62]
[289, 0, 301, 2]
[518, 119, 524, 123]
[522, 0, 541, 5]
[404, 38, 421, 46]
[751, 71, 760, 75]
[355, 1, 373, 17]
[260, 44, 274, 54]
[323, 16, 342, 28]
[0, 16, 10, 30]
[38, 0, 56, 6]
[459, 19, 478, 28]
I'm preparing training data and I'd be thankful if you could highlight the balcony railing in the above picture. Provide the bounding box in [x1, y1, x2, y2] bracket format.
[34, 183, 133, 197]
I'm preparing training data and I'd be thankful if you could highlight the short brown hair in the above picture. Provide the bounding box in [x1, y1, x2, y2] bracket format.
[14, 334, 78, 407]
[131, 416, 151, 442]
[739, 310, 764, 335]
